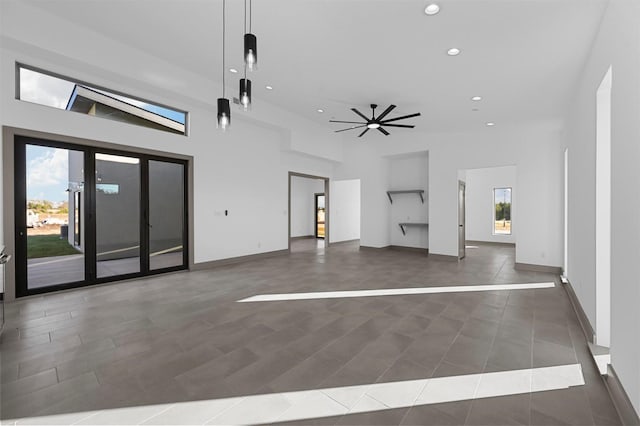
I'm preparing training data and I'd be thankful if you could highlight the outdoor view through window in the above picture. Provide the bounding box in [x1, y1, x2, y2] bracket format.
[493, 187, 512, 235]
[18, 65, 187, 135]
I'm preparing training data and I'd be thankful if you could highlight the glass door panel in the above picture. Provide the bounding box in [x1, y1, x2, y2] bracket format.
[25, 145, 85, 289]
[148, 160, 185, 270]
[95, 153, 141, 278]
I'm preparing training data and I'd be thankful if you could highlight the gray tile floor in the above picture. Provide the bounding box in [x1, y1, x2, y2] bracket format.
[0, 241, 621, 425]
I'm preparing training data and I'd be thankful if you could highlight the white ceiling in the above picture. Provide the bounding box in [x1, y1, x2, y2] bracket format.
[28, 0, 608, 134]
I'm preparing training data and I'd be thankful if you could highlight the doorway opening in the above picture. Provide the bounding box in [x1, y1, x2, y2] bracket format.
[289, 172, 329, 253]
[458, 180, 466, 260]
[315, 193, 326, 239]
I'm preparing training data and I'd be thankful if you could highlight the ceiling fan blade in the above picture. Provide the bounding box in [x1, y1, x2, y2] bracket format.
[378, 127, 390, 136]
[329, 120, 367, 124]
[381, 123, 415, 128]
[375, 105, 396, 121]
[358, 128, 370, 137]
[381, 112, 421, 123]
[335, 124, 367, 133]
[351, 108, 370, 121]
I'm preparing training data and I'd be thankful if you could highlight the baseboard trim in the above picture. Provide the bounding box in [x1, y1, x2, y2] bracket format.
[562, 278, 595, 343]
[359, 245, 390, 252]
[389, 245, 429, 255]
[192, 249, 289, 270]
[514, 262, 562, 274]
[291, 235, 315, 240]
[605, 365, 640, 426]
[330, 239, 360, 246]
[466, 240, 516, 247]
[428, 253, 459, 262]
[561, 279, 638, 424]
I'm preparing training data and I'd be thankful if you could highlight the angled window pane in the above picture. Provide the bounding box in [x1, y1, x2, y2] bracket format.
[18, 65, 187, 135]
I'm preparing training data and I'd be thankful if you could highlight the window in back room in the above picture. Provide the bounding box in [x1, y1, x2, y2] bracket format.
[493, 187, 512, 235]
[17, 64, 188, 135]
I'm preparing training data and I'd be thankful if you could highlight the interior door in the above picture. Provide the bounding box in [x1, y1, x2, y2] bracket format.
[458, 180, 466, 259]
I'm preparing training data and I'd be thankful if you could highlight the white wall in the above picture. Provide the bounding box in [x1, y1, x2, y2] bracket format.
[337, 121, 563, 266]
[564, 0, 640, 414]
[388, 154, 429, 249]
[465, 166, 517, 244]
[0, 2, 341, 286]
[329, 179, 360, 243]
[290, 176, 324, 238]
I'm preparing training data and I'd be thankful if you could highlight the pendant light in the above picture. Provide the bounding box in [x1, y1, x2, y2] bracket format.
[217, 0, 230, 130]
[239, 0, 252, 110]
[239, 76, 251, 111]
[244, 0, 257, 71]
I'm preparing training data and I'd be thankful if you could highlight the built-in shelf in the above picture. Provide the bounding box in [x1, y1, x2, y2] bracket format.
[387, 190, 425, 204]
[399, 222, 428, 235]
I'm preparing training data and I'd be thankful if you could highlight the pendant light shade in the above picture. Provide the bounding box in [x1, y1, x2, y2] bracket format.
[239, 78, 252, 111]
[217, 98, 230, 130]
[244, 33, 257, 71]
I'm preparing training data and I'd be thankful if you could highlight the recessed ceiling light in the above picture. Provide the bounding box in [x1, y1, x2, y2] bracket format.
[471, 96, 482, 101]
[425, 4, 440, 15]
[447, 48, 461, 56]
[229, 68, 238, 73]
[317, 109, 324, 113]
[265, 85, 273, 90]
[486, 122, 495, 126]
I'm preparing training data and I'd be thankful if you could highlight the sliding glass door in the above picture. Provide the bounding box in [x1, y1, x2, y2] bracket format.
[95, 153, 141, 278]
[18, 143, 86, 290]
[148, 160, 186, 270]
[15, 136, 188, 297]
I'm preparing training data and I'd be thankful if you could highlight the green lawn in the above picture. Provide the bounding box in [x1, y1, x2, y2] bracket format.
[28, 235, 81, 259]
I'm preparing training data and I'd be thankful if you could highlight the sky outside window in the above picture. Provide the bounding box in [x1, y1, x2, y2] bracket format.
[18, 66, 186, 126]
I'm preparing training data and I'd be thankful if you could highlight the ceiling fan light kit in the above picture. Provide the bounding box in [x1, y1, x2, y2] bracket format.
[330, 104, 421, 137]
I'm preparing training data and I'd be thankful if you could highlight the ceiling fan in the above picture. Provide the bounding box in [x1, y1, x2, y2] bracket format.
[330, 104, 421, 137]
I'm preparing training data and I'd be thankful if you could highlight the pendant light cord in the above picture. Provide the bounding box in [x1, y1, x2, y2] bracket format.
[244, 0, 247, 79]
[249, 0, 252, 33]
[222, 0, 226, 98]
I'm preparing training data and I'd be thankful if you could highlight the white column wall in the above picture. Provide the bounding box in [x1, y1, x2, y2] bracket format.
[564, 0, 640, 413]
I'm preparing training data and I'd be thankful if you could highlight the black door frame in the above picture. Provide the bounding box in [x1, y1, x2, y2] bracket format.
[14, 135, 189, 297]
